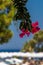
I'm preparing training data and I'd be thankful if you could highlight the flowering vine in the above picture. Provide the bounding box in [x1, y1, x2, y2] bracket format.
[19, 21, 40, 38]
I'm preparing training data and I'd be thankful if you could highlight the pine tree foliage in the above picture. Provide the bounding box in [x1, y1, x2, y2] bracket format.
[0, 0, 32, 44]
[0, 0, 17, 44]
[13, 0, 32, 31]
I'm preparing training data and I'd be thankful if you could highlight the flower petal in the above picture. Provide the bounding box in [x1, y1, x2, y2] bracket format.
[19, 32, 25, 38]
[21, 28, 25, 32]
[32, 27, 40, 34]
[24, 29, 30, 36]
[26, 32, 30, 36]
[32, 21, 38, 27]
[36, 27, 40, 31]
[25, 29, 29, 33]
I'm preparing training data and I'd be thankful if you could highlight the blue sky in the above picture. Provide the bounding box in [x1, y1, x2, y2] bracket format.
[0, 0, 43, 50]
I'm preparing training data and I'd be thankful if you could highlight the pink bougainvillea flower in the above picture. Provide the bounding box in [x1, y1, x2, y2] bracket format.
[25, 29, 30, 36]
[26, 31, 30, 36]
[32, 27, 40, 34]
[36, 27, 40, 30]
[32, 21, 38, 27]
[21, 28, 25, 32]
[19, 32, 25, 38]
[19, 28, 30, 38]
[19, 21, 40, 38]
[31, 21, 40, 34]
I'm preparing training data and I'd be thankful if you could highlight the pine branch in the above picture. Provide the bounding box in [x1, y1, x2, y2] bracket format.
[13, 0, 32, 31]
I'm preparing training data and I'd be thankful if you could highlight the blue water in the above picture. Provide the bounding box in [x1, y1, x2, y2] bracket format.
[0, 49, 20, 52]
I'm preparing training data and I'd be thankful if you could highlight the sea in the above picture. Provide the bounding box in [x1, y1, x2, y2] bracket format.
[0, 49, 20, 52]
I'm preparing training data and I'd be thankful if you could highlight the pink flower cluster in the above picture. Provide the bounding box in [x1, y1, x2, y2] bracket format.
[19, 21, 40, 38]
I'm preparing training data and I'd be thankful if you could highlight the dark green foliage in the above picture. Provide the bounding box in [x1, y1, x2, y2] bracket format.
[13, 0, 32, 31]
[0, 0, 32, 44]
